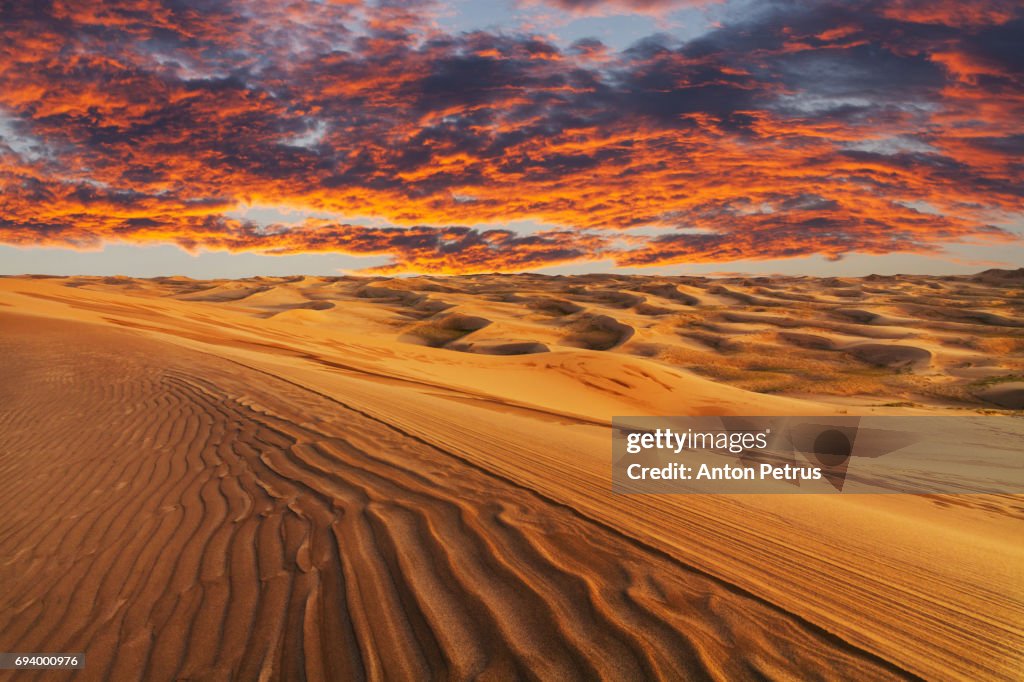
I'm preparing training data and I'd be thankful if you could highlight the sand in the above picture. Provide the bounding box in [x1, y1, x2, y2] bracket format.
[0, 271, 1021, 680]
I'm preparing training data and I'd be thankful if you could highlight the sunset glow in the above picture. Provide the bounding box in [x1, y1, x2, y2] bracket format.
[1, 0, 1021, 274]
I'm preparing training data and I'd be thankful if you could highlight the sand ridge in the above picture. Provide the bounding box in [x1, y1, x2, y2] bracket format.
[0, 271, 1022, 680]
[0, 314, 909, 681]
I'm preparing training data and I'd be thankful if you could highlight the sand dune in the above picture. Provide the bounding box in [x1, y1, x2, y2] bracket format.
[0, 313, 900, 681]
[526, 297, 586, 316]
[845, 343, 933, 370]
[637, 283, 701, 306]
[0, 270, 1022, 680]
[562, 314, 635, 351]
[976, 382, 1024, 410]
[403, 313, 493, 348]
[778, 331, 839, 350]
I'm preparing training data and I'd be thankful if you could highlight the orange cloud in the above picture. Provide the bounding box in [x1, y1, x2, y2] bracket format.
[0, 0, 1020, 273]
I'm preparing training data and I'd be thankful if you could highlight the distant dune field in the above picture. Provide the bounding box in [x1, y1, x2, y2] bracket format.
[0, 272, 1021, 680]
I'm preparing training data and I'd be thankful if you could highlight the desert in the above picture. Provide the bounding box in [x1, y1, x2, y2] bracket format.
[0, 270, 1021, 680]
[3, 0, 1022, 677]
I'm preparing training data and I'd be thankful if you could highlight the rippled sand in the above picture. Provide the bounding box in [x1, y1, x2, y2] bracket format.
[0, 271, 1021, 680]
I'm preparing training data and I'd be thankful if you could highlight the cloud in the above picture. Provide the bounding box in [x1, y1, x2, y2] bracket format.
[879, 0, 1019, 27]
[0, 0, 1020, 273]
[525, 0, 710, 15]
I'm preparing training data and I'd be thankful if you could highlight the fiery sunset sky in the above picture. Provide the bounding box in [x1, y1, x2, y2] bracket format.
[1, 0, 1021, 276]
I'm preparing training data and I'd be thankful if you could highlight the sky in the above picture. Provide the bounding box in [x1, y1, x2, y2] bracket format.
[0, 0, 1021, 277]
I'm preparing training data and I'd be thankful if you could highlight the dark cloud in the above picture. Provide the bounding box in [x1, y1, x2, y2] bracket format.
[532, 0, 705, 13]
[0, 0, 1020, 272]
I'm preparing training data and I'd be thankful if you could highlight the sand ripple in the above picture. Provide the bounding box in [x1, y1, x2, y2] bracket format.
[0, 315, 910, 681]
